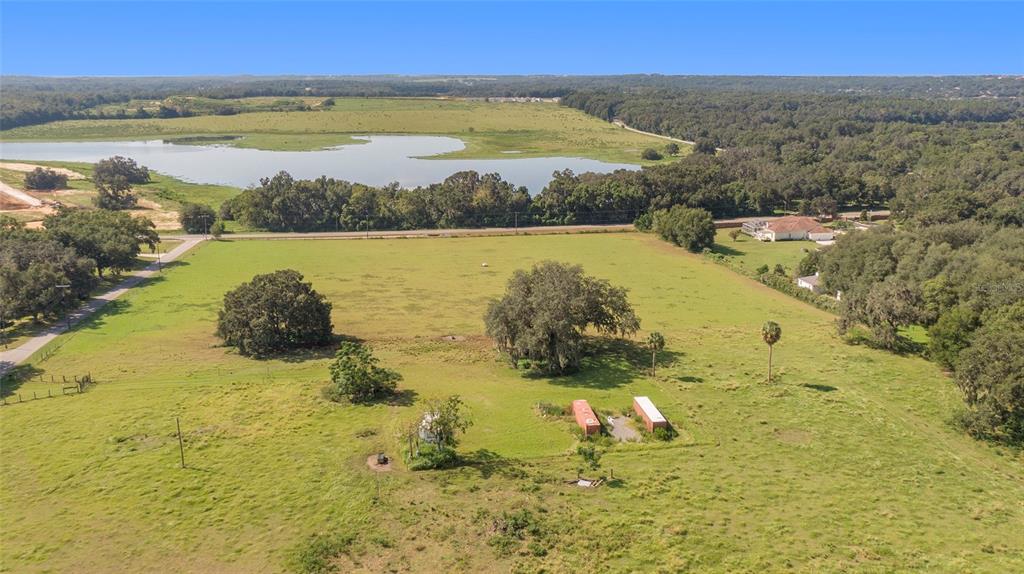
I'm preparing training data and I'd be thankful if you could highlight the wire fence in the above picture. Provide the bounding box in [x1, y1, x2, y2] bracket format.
[0, 372, 95, 406]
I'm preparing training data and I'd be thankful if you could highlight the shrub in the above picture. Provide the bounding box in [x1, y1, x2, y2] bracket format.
[216, 269, 333, 357]
[23, 167, 68, 190]
[324, 342, 401, 403]
[652, 206, 716, 252]
[407, 444, 459, 471]
[209, 220, 225, 239]
[535, 402, 568, 417]
[641, 148, 663, 161]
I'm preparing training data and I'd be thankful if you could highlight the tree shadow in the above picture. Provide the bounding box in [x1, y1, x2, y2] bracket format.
[358, 388, 419, 407]
[459, 449, 527, 480]
[540, 337, 683, 390]
[0, 364, 44, 398]
[677, 375, 705, 383]
[802, 383, 837, 392]
[843, 331, 927, 357]
[711, 243, 744, 257]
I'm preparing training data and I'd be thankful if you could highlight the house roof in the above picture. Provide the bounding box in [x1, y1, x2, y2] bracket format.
[765, 216, 830, 234]
[798, 274, 821, 287]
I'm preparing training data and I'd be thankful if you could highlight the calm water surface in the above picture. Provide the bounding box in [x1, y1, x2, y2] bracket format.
[0, 136, 639, 193]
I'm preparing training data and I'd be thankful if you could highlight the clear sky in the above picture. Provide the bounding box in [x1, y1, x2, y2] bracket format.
[1, 1, 1021, 76]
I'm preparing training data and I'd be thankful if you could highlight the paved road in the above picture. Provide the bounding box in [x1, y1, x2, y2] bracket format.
[0, 238, 203, 375]
[164, 212, 890, 242]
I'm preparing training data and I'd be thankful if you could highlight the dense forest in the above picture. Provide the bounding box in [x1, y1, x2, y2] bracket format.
[3, 74, 1023, 129]
[562, 87, 1023, 443]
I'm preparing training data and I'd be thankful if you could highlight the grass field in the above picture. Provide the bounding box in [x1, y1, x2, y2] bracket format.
[711, 229, 817, 275]
[1, 233, 1021, 573]
[0, 98, 682, 164]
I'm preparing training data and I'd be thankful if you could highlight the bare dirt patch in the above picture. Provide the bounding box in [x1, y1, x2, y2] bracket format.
[607, 415, 641, 442]
[0, 162, 86, 179]
[366, 454, 394, 472]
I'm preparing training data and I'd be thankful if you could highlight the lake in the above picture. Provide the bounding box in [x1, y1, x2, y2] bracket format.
[0, 136, 640, 193]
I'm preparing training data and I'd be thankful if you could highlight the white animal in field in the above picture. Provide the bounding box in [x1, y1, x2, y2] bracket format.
[481, 262, 489, 267]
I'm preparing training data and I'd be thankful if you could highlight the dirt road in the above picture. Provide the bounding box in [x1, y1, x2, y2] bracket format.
[0, 181, 44, 208]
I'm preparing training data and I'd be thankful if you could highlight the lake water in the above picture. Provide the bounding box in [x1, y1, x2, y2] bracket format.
[0, 136, 640, 193]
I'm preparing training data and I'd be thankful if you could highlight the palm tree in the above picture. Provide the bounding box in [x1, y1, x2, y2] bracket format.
[761, 321, 782, 383]
[647, 332, 666, 376]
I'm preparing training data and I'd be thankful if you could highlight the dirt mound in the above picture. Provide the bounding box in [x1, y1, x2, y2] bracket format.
[0, 162, 86, 179]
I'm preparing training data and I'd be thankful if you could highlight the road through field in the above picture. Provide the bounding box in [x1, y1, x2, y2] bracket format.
[0, 238, 203, 376]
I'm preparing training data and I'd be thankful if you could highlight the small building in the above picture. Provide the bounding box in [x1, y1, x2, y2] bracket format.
[632, 396, 668, 432]
[572, 400, 601, 436]
[755, 216, 834, 242]
[418, 412, 440, 444]
[796, 273, 823, 294]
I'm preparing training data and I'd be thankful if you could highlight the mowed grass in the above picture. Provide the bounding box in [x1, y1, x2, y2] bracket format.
[711, 228, 817, 275]
[0, 98, 682, 164]
[1, 234, 1022, 573]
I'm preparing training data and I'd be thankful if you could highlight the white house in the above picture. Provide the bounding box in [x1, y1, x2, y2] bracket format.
[796, 273, 823, 294]
[755, 216, 834, 242]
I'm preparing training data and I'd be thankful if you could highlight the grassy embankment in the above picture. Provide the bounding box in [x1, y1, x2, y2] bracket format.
[0, 98, 682, 164]
[1, 233, 1021, 573]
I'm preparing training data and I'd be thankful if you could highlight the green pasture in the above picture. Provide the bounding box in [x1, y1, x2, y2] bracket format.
[1, 233, 1021, 573]
[0, 98, 681, 163]
[711, 228, 817, 275]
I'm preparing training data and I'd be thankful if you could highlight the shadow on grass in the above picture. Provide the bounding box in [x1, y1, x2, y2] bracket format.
[0, 364, 44, 398]
[459, 449, 527, 480]
[353, 388, 419, 407]
[711, 243, 744, 257]
[677, 375, 705, 383]
[544, 337, 683, 390]
[802, 383, 838, 392]
[843, 330, 927, 357]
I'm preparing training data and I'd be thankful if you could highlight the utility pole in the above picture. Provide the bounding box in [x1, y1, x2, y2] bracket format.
[514, 212, 518, 235]
[176, 417, 186, 468]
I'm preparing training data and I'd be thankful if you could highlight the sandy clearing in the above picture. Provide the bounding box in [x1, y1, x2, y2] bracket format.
[0, 162, 86, 179]
[0, 181, 44, 207]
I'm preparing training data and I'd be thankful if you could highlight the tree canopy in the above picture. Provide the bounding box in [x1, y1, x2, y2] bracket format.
[216, 269, 333, 357]
[484, 261, 640, 375]
[43, 209, 157, 277]
[652, 206, 716, 252]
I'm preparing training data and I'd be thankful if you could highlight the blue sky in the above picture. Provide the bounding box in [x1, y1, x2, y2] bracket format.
[1, 1, 1021, 76]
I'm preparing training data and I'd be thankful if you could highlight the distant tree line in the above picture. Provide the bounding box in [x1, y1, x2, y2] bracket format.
[4, 74, 1022, 130]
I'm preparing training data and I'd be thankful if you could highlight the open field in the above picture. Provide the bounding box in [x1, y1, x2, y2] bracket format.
[1, 234, 1021, 573]
[0, 98, 683, 163]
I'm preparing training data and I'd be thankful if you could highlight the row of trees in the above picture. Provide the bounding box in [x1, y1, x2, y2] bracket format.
[0, 211, 157, 323]
[222, 170, 531, 232]
[802, 222, 1024, 443]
